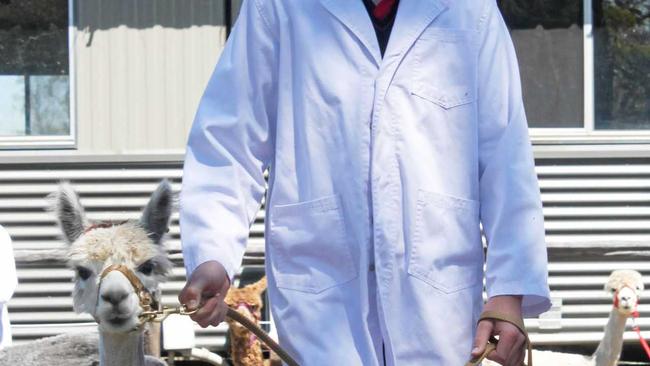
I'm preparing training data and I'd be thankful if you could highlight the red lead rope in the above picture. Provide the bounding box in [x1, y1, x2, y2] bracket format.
[631, 309, 650, 360]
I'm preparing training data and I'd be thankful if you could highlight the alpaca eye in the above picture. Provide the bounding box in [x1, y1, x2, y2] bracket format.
[138, 260, 154, 275]
[76, 266, 92, 280]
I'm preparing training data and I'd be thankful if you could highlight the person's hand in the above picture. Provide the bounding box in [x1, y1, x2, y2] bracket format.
[471, 295, 526, 366]
[178, 260, 231, 328]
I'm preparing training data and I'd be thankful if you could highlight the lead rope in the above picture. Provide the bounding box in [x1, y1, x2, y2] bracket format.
[465, 311, 533, 366]
[140, 305, 300, 366]
[631, 311, 650, 360]
[139, 306, 300, 366]
[630, 301, 650, 360]
[225, 308, 300, 366]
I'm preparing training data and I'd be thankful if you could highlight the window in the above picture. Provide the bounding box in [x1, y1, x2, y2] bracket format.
[0, 0, 74, 148]
[499, 0, 584, 129]
[500, 0, 650, 139]
[594, 0, 649, 130]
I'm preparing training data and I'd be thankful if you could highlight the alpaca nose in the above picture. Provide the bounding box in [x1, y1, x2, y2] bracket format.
[101, 291, 129, 306]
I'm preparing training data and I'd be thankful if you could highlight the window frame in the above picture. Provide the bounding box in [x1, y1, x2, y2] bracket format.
[0, 0, 77, 150]
[528, 0, 650, 145]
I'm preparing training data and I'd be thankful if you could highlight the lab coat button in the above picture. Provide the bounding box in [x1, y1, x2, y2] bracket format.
[369, 264, 375, 272]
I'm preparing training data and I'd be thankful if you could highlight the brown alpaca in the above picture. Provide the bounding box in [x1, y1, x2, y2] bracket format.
[224, 277, 280, 366]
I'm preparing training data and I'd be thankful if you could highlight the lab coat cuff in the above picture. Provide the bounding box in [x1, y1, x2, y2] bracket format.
[486, 280, 552, 318]
[183, 249, 238, 284]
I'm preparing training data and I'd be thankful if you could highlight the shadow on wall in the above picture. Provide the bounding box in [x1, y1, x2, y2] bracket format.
[0, 0, 243, 73]
[73, 0, 243, 48]
[0, 0, 244, 31]
[74, 0, 242, 31]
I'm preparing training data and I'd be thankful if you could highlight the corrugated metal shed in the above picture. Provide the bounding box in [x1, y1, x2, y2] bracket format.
[2, 158, 650, 351]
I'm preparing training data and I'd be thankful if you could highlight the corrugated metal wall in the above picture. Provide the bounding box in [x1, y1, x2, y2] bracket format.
[73, 0, 228, 154]
[2, 158, 650, 351]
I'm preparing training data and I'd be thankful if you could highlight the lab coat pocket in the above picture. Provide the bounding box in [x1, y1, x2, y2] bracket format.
[269, 194, 358, 294]
[410, 28, 477, 110]
[408, 189, 483, 293]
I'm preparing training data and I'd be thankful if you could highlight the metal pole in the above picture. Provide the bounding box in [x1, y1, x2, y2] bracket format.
[24, 75, 31, 135]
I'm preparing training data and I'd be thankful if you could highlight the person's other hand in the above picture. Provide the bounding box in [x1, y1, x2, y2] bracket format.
[178, 260, 231, 328]
[471, 295, 526, 366]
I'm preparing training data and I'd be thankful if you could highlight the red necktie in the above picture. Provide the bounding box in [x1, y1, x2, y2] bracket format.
[373, 0, 397, 21]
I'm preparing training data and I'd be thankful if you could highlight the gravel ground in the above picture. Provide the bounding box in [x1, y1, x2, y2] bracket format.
[0, 332, 99, 366]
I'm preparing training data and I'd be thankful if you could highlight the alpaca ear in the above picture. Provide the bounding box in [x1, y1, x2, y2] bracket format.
[246, 276, 267, 295]
[140, 179, 173, 245]
[48, 182, 88, 245]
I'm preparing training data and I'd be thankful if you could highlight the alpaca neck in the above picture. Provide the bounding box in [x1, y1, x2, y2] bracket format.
[230, 331, 264, 366]
[592, 308, 628, 366]
[99, 329, 145, 366]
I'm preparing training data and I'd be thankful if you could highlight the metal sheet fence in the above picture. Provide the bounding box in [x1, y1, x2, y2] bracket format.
[1, 158, 650, 349]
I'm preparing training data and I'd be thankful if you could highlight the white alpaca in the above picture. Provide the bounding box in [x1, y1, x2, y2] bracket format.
[49, 180, 174, 366]
[483, 269, 645, 366]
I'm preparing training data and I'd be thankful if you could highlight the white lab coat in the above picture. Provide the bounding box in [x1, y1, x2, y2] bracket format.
[0, 225, 17, 349]
[180, 0, 551, 364]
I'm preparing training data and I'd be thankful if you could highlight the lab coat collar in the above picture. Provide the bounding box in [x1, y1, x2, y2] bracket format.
[384, 0, 448, 59]
[319, 0, 382, 65]
[318, 0, 448, 67]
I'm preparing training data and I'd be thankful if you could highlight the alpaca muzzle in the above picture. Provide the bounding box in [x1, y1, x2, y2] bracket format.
[98, 263, 199, 325]
[613, 285, 639, 313]
[96, 264, 158, 328]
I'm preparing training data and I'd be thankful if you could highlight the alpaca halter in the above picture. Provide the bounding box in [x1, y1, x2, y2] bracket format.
[84, 220, 128, 234]
[232, 302, 262, 347]
[612, 285, 638, 311]
[611, 285, 650, 361]
[97, 264, 197, 327]
[234, 302, 261, 322]
[87, 221, 198, 325]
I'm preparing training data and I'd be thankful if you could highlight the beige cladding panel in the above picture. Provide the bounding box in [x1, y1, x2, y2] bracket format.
[73, 0, 227, 154]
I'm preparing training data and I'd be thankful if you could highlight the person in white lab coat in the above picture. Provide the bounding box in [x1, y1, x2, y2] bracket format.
[0, 225, 17, 349]
[179, 0, 551, 365]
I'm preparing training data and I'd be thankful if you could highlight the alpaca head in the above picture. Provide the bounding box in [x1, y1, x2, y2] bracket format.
[605, 269, 644, 316]
[49, 180, 174, 333]
[224, 277, 267, 341]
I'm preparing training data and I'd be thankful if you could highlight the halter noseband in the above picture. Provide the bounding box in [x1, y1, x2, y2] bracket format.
[96, 264, 157, 328]
[99, 264, 154, 308]
[613, 284, 639, 312]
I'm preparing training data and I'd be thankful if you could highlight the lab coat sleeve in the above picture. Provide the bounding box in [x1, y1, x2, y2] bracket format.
[476, 1, 551, 317]
[0, 226, 17, 303]
[180, 0, 277, 281]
